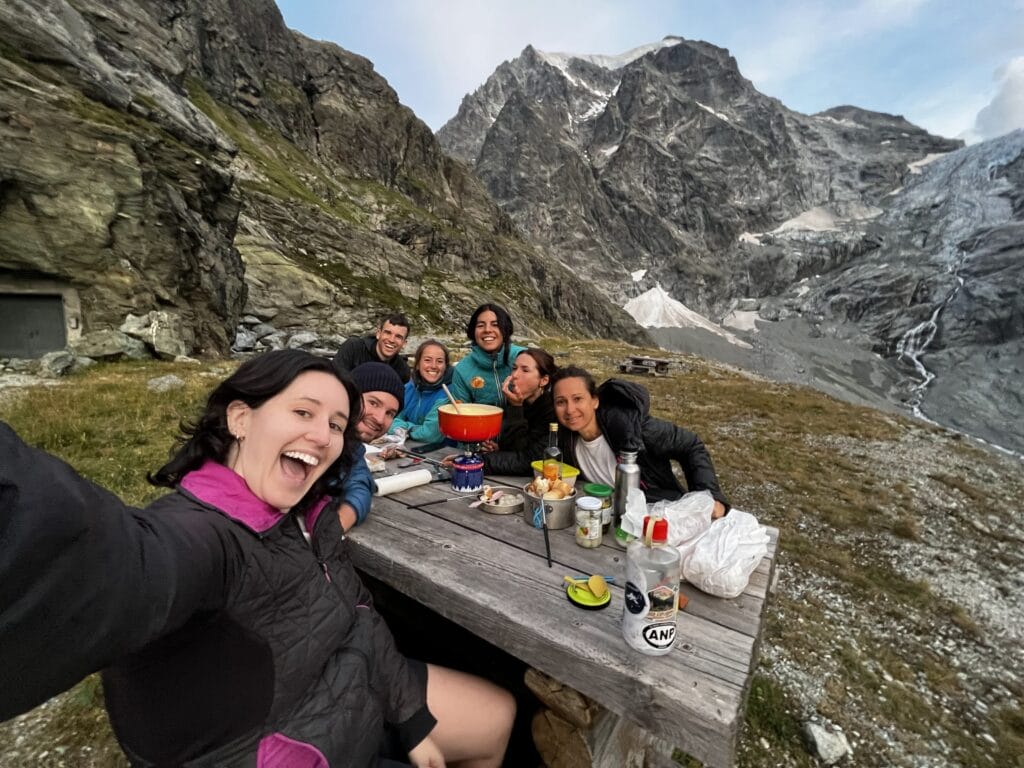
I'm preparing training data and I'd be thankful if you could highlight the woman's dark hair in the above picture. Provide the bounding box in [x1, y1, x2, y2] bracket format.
[149, 350, 363, 506]
[550, 365, 598, 397]
[516, 347, 557, 393]
[465, 303, 514, 366]
[411, 339, 450, 387]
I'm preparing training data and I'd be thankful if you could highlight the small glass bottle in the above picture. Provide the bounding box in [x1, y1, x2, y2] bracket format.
[622, 516, 680, 656]
[542, 422, 561, 483]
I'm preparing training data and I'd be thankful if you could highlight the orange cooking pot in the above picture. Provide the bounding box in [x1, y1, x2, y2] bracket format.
[437, 403, 503, 443]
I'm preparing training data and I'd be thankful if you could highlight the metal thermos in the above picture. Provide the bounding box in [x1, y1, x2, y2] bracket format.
[611, 451, 641, 548]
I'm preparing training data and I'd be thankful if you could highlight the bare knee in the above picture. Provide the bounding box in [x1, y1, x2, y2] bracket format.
[425, 664, 516, 766]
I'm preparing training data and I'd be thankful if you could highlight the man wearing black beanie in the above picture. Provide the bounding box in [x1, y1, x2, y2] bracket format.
[350, 362, 406, 442]
[332, 362, 407, 531]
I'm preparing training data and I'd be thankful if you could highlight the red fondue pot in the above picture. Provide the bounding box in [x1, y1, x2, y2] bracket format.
[437, 403, 503, 443]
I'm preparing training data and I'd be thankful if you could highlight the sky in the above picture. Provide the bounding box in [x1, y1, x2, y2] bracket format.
[275, 0, 1024, 144]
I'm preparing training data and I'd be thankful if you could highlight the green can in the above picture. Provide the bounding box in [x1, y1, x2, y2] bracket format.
[582, 483, 613, 532]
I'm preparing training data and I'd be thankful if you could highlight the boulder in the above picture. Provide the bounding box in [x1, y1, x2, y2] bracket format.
[70, 330, 150, 360]
[120, 311, 196, 360]
[38, 350, 76, 378]
[286, 331, 320, 349]
[147, 374, 186, 393]
[802, 721, 852, 765]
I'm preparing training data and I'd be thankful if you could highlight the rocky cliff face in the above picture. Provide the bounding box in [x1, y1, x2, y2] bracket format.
[438, 37, 961, 310]
[0, 0, 646, 357]
[752, 131, 1024, 452]
[439, 37, 1024, 453]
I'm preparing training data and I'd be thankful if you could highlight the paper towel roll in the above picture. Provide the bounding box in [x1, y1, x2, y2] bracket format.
[374, 468, 433, 497]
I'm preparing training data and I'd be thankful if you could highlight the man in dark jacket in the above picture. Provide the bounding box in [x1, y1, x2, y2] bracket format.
[333, 313, 412, 383]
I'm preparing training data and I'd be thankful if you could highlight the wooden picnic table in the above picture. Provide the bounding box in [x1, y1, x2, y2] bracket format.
[347, 455, 778, 768]
[618, 355, 673, 376]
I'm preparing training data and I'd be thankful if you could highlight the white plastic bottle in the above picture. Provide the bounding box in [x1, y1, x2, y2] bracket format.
[622, 516, 681, 655]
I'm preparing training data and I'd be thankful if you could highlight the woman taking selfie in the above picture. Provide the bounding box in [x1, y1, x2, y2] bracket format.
[449, 303, 525, 407]
[550, 365, 729, 517]
[389, 339, 453, 449]
[480, 347, 558, 475]
[0, 350, 514, 767]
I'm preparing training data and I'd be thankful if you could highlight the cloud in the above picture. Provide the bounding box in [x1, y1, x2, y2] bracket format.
[968, 56, 1024, 142]
[739, 0, 929, 87]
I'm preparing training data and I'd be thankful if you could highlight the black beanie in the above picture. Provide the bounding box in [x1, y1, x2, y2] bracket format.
[351, 362, 405, 411]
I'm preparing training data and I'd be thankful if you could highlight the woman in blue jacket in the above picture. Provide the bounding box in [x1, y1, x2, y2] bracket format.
[449, 303, 525, 407]
[389, 339, 453, 449]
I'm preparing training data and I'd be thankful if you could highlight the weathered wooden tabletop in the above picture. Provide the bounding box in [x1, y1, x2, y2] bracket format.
[347, 462, 778, 768]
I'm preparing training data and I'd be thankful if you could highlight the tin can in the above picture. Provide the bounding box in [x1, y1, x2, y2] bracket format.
[582, 482, 613, 532]
[575, 496, 603, 548]
[451, 455, 484, 493]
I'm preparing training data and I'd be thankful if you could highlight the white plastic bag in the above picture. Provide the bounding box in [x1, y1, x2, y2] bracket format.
[650, 491, 714, 547]
[682, 509, 768, 598]
[618, 488, 650, 538]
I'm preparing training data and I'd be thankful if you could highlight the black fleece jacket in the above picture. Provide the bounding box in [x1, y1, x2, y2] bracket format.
[558, 379, 729, 509]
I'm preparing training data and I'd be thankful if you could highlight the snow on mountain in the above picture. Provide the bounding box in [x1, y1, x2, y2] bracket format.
[624, 285, 751, 347]
[536, 36, 682, 74]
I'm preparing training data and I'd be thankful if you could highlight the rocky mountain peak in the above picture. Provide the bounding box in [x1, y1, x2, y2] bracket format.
[436, 35, 1024, 454]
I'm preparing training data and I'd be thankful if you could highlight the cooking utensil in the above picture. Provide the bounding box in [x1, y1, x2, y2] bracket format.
[468, 490, 504, 508]
[440, 383, 462, 414]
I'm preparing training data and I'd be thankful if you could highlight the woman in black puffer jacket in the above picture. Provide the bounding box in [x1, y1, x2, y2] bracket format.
[549, 365, 730, 518]
[0, 350, 514, 768]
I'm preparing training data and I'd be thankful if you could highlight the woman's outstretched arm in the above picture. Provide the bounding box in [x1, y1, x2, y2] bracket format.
[0, 422, 233, 721]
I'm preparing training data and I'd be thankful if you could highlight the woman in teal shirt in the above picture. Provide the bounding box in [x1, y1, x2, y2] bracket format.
[449, 303, 525, 407]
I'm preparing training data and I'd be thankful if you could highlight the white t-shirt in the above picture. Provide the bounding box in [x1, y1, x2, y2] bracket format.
[574, 432, 617, 486]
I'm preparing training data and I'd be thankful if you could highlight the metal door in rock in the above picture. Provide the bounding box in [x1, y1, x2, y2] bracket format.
[0, 294, 66, 358]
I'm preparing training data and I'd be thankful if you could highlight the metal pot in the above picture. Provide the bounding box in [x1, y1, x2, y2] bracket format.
[523, 484, 576, 530]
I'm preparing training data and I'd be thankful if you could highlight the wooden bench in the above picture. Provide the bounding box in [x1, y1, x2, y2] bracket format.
[348, 462, 778, 768]
[618, 356, 673, 376]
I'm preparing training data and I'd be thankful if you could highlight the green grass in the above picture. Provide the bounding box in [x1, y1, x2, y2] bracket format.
[1, 340, 1020, 766]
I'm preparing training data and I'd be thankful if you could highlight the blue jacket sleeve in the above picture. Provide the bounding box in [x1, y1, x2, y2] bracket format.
[341, 442, 375, 525]
[406, 402, 445, 445]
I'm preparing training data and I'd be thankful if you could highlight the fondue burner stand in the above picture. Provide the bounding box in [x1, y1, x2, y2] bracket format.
[451, 442, 485, 493]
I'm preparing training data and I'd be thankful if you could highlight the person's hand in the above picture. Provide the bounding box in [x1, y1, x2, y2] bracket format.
[711, 500, 726, 519]
[440, 454, 458, 468]
[379, 445, 399, 460]
[501, 375, 525, 407]
[479, 439, 498, 453]
[408, 735, 446, 767]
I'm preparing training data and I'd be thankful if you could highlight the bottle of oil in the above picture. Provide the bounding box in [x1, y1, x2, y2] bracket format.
[542, 422, 561, 483]
[622, 516, 680, 655]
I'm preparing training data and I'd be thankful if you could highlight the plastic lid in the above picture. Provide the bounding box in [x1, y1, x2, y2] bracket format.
[575, 496, 602, 511]
[642, 515, 669, 543]
[583, 483, 613, 497]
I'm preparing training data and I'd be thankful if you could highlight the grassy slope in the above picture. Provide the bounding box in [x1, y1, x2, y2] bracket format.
[1, 342, 1022, 767]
